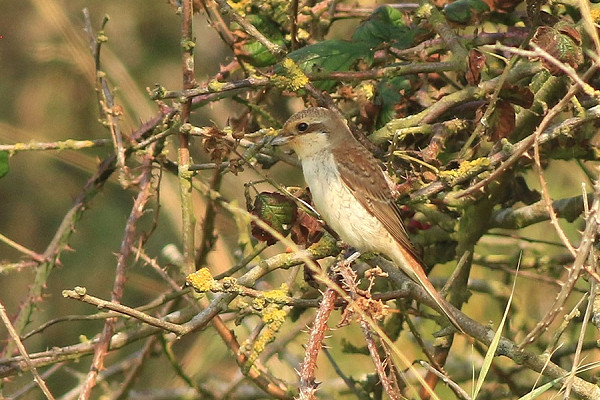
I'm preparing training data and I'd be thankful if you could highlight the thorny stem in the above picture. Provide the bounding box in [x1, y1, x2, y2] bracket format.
[78, 149, 155, 399]
[298, 287, 338, 400]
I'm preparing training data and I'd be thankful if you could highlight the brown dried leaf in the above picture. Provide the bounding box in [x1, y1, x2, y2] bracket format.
[202, 126, 234, 161]
[476, 100, 515, 141]
[483, 0, 523, 13]
[290, 209, 324, 246]
[499, 82, 534, 108]
[466, 49, 486, 85]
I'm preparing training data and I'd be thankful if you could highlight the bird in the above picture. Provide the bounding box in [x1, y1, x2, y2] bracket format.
[271, 107, 463, 333]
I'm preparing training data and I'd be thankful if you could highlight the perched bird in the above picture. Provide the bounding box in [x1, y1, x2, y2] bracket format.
[272, 107, 463, 332]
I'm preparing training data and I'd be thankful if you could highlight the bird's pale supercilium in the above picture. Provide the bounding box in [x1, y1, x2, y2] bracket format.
[273, 107, 463, 332]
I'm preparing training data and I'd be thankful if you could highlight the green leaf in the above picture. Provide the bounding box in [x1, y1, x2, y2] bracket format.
[444, 0, 490, 23]
[233, 14, 286, 67]
[352, 6, 421, 50]
[375, 76, 411, 128]
[287, 40, 373, 90]
[0, 151, 9, 179]
[250, 192, 297, 245]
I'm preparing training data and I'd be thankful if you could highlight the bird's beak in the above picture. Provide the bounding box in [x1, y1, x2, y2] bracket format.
[268, 131, 292, 146]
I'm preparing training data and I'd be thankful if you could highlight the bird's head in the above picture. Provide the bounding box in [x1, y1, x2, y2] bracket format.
[270, 107, 350, 159]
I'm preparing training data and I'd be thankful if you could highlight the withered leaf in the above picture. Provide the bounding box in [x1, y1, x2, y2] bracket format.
[498, 82, 534, 108]
[482, 0, 521, 13]
[466, 48, 486, 85]
[532, 25, 583, 75]
[290, 209, 324, 246]
[476, 100, 515, 141]
[202, 126, 234, 161]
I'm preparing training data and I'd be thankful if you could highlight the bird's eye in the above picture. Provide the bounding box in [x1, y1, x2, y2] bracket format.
[297, 122, 309, 132]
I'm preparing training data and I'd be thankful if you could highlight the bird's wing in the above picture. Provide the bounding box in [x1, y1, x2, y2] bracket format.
[332, 145, 421, 260]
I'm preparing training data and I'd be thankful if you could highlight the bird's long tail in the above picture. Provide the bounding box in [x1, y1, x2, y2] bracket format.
[392, 245, 464, 333]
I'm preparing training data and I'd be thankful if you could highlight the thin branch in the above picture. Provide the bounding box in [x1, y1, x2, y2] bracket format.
[0, 139, 110, 153]
[62, 288, 183, 334]
[178, 0, 197, 276]
[212, 0, 286, 58]
[0, 300, 56, 400]
[519, 177, 600, 346]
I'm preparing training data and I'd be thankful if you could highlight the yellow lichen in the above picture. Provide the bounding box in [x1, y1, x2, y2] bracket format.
[262, 307, 287, 325]
[439, 158, 490, 181]
[221, 276, 238, 291]
[262, 127, 279, 138]
[356, 82, 375, 100]
[207, 79, 227, 92]
[590, 4, 600, 23]
[252, 297, 266, 310]
[273, 58, 309, 91]
[228, 0, 252, 15]
[186, 267, 214, 292]
[243, 305, 288, 373]
[262, 283, 289, 303]
[415, 3, 433, 18]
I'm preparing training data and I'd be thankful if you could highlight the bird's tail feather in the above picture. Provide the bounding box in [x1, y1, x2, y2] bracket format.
[393, 246, 465, 333]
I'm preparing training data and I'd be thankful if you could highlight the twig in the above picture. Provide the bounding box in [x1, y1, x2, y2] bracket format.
[211, 312, 292, 399]
[199, 0, 235, 48]
[158, 62, 457, 101]
[520, 177, 600, 346]
[532, 122, 577, 256]
[417, 0, 468, 66]
[337, 260, 403, 399]
[0, 232, 45, 262]
[62, 288, 183, 334]
[0, 139, 111, 153]
[564, 256, 597, 399]
[0, 300, 56, 400]
[361, 319, 402, 400]
[391, 29, 528, 58]
[83, 10, 128, 185]
[419, 360, 471, 400]
[290, 0, 299, 50]
[490, 194, 594, 230]
[212, 0, 286, 58]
